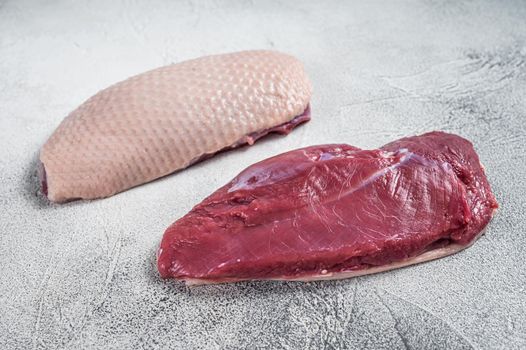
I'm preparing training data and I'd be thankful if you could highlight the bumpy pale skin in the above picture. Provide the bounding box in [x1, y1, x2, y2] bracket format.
[39, 50, 312, 202]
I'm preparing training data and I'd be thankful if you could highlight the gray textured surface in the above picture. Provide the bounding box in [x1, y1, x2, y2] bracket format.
[1, 0, 525, 349]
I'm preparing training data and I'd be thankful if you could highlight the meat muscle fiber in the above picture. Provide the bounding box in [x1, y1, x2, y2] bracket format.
[157, 132, 498, 284]
[39, 50, 312, 202]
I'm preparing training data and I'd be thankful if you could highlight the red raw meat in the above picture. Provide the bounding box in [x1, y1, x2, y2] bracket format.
[157, 132, 498, 284]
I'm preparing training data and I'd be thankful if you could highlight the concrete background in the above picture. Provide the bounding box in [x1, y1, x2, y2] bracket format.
[1, 0, 525, 349]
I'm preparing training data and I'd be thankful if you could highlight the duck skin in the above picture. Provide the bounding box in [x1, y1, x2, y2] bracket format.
[39, 50, 312, 202]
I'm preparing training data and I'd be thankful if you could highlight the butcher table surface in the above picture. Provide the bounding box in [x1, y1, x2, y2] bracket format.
[1, 1, 525, 349]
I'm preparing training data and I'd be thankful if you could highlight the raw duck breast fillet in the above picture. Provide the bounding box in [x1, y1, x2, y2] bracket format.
[158, 132, 498, 285]
[39, 50, 312, 202]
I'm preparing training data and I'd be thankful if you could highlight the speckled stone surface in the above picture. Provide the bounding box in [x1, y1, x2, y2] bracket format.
[1, 1, 525, 349]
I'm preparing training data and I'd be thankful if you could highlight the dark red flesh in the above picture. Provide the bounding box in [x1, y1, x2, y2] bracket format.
[242, 104, 311, 145]
[38, 161, 48, 197]
[157, 132, 498, 282]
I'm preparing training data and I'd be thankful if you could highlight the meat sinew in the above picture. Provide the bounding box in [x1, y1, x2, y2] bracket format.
[39, 50, 312, 202]
[158, 132, 498, 285]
